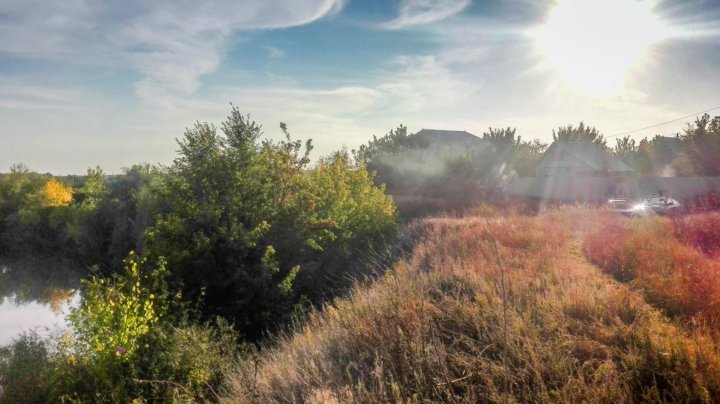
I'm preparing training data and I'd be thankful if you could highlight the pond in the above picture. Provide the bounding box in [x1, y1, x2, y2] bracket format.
[0, 258, 82, 346]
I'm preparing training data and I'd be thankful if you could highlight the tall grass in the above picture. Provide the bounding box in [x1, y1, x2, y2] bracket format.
[583, 214, 720, 325]
[673, 213, 720, 258]
[225, 210, 720, 403]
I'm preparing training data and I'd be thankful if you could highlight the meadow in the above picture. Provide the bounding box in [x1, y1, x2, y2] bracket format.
[226, 208, 720, 403]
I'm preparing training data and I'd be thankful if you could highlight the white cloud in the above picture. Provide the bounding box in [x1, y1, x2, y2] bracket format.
[266, 46, 286, 59]
[382, 0, 471, 30]
[0, 0, 346, 95]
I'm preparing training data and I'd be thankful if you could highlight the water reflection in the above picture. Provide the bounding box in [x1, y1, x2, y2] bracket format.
[0, 257, 82, 345]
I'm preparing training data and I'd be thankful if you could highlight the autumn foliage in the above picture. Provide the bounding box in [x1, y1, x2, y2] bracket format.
[40, 178, 73, 207]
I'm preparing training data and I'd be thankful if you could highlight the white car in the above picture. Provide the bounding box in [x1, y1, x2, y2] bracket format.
[632, 196, 685, 216]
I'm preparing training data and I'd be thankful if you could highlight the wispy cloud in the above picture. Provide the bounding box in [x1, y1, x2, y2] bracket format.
[0, 0, 346, 95]
[382, 0, 471, 30]
[266, 46, 286, 59]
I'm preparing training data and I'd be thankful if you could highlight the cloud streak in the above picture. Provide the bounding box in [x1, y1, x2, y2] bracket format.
[382, 0, 471, 30]
[0, 0, 346, 95]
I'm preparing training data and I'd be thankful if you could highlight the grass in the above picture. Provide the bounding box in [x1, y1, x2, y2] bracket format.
[224, 209, 720, 403]
[583, 213, 720, 326]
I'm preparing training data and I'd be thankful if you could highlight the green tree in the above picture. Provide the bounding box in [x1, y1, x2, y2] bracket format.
[482, 127, 547, 177]
[553, 122, 608, 149]
[353, 124, 410, 166]
[80, 166, 107, 208]
[145, 107, 397, 339]
[612, 136, 637, 161]
[482, 127, 521, 150]
[674, 114, 720, 176]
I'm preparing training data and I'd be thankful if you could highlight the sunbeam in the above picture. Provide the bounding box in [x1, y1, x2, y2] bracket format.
[532, 0, 671, 96]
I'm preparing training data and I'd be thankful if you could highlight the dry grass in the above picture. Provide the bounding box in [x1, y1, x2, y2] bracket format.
[224, 209, 720, 403]
[584, 213, 720, 326]
[673, 213, 720, 258]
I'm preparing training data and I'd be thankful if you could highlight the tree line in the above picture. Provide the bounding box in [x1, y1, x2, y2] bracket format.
[353, 115, 720, 216]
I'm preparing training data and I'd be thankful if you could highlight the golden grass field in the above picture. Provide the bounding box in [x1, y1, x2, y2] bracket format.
[225, 208, 720, 403]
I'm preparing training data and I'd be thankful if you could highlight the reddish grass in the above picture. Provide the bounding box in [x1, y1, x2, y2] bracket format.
[583, 214, 720, 326]
[673, 213, 720, 258]
[685, 191, 720, 214]
[225, 210, 720, 403]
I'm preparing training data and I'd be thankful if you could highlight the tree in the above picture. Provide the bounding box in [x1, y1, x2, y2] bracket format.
[144, 107, 397, 339]
[482, 127, 521, 151]
[40, 178, 73, 207]
[80, 166, 107, 208]
[612, 136, 637, 161]
[482, 127, 547, 177]
[674, 114, 720, 176]
[353, 125, 410, 166]
[512, 139, 548, 177]
[553, 122, 608, 149]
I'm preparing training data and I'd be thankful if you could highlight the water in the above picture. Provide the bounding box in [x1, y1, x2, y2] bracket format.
[0, 258, 81, 346]
[0, 293, 79, 345]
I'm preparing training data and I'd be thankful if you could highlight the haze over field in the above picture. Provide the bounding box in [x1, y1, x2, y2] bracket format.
[1, 0, 720, 173]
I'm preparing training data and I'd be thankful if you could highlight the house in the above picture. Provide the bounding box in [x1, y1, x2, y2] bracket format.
[509, 141, 634, 202]
[408, 129, 486, 154]
[509, 140, 720, 202]
[535, 141, 633, 177]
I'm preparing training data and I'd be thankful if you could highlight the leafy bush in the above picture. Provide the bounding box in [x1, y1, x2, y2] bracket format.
[137, 320, 240, 401]
[0, 333, 53, 403]
[0, 252, 240, 403]
[69, 251, 169, 364]
[145, 108, 397, 340]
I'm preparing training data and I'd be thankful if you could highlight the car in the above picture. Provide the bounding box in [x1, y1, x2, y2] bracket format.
[608, 198, 651, 217]
[607, 198, 634, 215]
[632, 196, 686, 216]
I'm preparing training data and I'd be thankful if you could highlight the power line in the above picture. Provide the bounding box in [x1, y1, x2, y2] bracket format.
[607, 105, 720, 139]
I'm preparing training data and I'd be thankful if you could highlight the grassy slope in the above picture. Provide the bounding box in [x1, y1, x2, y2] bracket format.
[225, 210, 720, 403]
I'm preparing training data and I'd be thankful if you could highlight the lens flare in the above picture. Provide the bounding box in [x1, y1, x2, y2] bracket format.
[533, 0, 670, 95]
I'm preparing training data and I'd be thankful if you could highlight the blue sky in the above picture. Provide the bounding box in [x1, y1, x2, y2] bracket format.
[1, 0, 719, 173]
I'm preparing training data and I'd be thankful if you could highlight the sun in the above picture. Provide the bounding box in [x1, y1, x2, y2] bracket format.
[533, 0, 668, 95]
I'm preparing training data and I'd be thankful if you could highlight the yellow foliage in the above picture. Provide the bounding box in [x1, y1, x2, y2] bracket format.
[41, 178, 73, 207]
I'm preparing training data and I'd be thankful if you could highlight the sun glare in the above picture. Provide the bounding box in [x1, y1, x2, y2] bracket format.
[534, 0, 669, 95]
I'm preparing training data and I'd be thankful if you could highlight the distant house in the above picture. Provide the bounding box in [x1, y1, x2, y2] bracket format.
[509, 141, 634, 202]
[408, 129, 486, 154]
[536, 141, 633, 177]
[509, 140, 720, 202]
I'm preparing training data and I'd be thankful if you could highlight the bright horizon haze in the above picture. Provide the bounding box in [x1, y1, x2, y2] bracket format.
[1, 0, 719, 174]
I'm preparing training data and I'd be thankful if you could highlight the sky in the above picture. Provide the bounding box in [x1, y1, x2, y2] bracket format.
[1, 0, 719, 174]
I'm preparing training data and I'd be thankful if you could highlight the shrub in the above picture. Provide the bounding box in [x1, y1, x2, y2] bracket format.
[0, 251, 241, 403]
[0, 333, 53, 403]
[69, 252, 169, 365]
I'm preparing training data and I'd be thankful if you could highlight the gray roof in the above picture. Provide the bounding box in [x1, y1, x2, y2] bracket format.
[409, 129, 483, 148]
[539, 141, 633, 172]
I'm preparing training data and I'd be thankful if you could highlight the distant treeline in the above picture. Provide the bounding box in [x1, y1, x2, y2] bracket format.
[352, 114, 720, 216]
